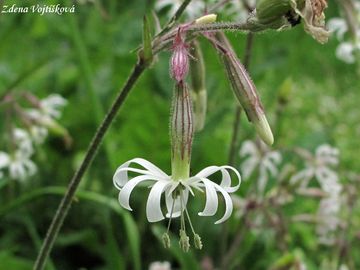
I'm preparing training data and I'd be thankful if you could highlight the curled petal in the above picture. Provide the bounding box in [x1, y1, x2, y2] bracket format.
[113, 158, 168, 188]
[146, 180, 170, 222]
[194, 178, 234, 224]
[195, 165, 241, 193]
[218, 166, 241, 193]
[214, 184, 233, 224]
[197, 178, 218, 217]
[119, 175, 159, 210]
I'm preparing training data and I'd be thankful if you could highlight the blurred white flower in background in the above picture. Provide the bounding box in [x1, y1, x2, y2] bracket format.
[13, 128, 34, 156]
[336, 42, 360, 64]
[149, 261, 171, 270]
[0, 150, 37, 181]
[291, 144, 342, 245]
[0, 93, 67, 181]
[290, 145, 339, 189]
[39, 94, 67, 119]
[327, 3, 360, 64]
[239, 140, 282, 194]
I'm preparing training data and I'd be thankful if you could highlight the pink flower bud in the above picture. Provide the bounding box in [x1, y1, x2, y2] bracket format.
[170, 29, 189, 82]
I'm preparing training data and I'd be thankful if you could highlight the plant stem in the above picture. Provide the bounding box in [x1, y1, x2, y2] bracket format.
[33, 59, 146, 270]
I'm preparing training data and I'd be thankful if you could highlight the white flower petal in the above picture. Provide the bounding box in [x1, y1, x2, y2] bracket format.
[113, 158, 168, 187]
[213, 183, 234, 224]
[146, 180, 170, 222]
[119, 175, 159, 210]
[315, 167, 339, 188]
[241, 157, 258, 179]
[290, 168, 314, 187]
[218, 166, 241, 193]
[239, 140, 258, 158]
[262, 158, 278, 177]
[195, 165, 241, 193]
[197, 178, 218, 217]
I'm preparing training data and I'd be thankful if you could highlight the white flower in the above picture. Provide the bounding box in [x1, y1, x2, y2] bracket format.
[290, 144, 339, 189]
[239, 140, 281, 194]
[13, 128, 33, 156]
[29, 126, 48, 145]
[39, 94, 67, 119]
[336, 42, 358, 64]
[0, 151, 36, 181]
[149, 261, 171, 270]
[113, 158, 241, 224]
[292, 144, 342, 245]
[327, 18, 348, 41]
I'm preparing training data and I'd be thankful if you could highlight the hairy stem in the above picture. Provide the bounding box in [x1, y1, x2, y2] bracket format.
[33, 59, 146, 270]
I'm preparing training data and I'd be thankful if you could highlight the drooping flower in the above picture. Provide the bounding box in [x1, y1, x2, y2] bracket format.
[239, 140, 282, 194]
[113, 79, 241, 251]
[113, 158, 241, 224]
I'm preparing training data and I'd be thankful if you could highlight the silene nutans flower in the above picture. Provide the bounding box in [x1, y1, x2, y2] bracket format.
[113, 82, 241, 251]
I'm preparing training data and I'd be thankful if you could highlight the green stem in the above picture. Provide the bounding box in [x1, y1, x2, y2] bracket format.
[33, 59, 146, 270]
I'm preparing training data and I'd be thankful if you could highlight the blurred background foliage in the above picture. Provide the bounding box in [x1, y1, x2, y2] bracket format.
[0, 0, 359, 269]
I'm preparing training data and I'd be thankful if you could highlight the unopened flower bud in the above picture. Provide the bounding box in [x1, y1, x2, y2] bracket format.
[170, 29, 189, 82]
[179, 229, 190, 252]
[194, 234, 203, 250]
[214, 33, 274, 145]
[162, 232, 171, 248]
